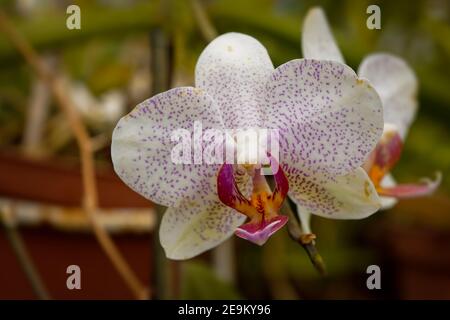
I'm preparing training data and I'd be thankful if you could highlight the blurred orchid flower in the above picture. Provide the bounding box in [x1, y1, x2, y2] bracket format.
[301, 7, 441, 215]
[70, 83, 126, 130]
[111, 32, 383, 259]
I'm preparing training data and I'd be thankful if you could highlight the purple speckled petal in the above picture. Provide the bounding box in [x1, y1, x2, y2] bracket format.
[111, 87, 225, 207]
[270, 156, 289, 208]
[302, 7, 345, 63]
[358, 53, 418, 140]
[195, 32, 274, 128]
[159, 166, 253, 260]
[263, 59, 383, 177]
[159, 200, 246, 260]
[287, 165, 381, 219]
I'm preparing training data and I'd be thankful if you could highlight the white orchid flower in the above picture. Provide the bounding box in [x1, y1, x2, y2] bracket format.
[301, 7, 441, 218]
[111, 32, 383, 260]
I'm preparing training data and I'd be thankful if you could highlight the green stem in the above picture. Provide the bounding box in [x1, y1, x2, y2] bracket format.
[266, 176, 327, 276]
[284, 198, 327, 276]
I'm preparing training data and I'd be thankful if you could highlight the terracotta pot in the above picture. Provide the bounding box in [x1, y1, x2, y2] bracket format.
[378, 196, 450, 299]
[0, 151, 150, 208]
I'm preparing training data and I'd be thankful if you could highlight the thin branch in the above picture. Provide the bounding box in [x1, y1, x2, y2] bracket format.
[1, 204, 50, 300]
[266, 176, 327, 276]
[0, 10, 148, 300]
[22, 62, 51, 157]
[284, 198, 327, 276]
[189, 0, 218, 42]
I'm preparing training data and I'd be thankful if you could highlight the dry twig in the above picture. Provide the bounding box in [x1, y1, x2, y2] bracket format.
[189, 0, 218, 42]
[1, 204, 50, 299]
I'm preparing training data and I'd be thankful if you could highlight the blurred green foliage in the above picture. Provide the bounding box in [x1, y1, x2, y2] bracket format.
[182, 261, 241, 299]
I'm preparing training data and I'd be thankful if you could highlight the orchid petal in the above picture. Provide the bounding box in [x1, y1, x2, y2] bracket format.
[288, 166, 381, 219]
[301, 7, 344, 63]
[358, 53, 418, 139]
[111, 87, 224, 207]
[160, 200, 246, 260]
[160, 165, 253, 260]
[263, 59, 383, 177]
[271, 156, 290, 208]
[378, 172, 442, 199]
[195, 32, 274, 128]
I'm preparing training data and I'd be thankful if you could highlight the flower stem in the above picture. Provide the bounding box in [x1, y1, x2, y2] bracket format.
[284, 197, 327, 276]
[266, 176, 327, 276]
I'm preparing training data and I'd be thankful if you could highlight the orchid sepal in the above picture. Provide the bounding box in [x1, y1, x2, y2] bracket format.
[378, 172, 442, 199]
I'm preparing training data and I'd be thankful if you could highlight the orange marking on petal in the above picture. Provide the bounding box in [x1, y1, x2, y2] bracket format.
[368, 128, 403, 188]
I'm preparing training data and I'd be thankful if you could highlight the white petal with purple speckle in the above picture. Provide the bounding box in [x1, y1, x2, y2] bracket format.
[160, 167, 253, 259]
[160, 201, 244, 260]
[263, 59, 383, 177]
[288, 166, 381, 219]
[111, 87, 224, 207]
[195, 32, 274, 128]
[302, 7, 345, 63]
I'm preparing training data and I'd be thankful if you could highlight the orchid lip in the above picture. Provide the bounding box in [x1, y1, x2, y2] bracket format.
[235, 215, 289, 246]
[217, 155, 289, 245]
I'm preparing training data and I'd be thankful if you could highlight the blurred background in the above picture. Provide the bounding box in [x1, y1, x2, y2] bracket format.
[0, 0, 449, 299]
